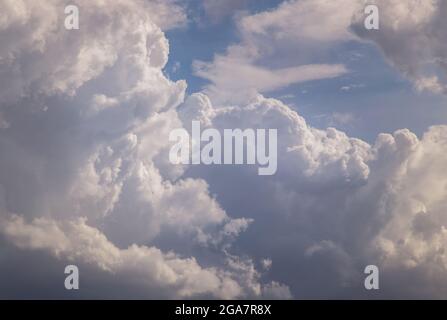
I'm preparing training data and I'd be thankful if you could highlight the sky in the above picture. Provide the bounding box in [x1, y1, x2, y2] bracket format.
[165, 0, 447, 142]
[1, 0, 447, 299]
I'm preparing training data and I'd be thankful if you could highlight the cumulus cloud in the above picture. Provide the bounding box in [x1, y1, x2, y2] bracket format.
[174, 0, 447, 299]
[0, 0, 286, 299]
[178, 90, 447, 298]
[351, 0, 447, 94]
[180, 93, 371, 184]
[2, 0, 447, 300]
[0, 214, 250, 299]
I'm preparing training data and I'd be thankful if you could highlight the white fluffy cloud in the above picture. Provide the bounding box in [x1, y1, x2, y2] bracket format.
[182, 0, 447, 299]
[2, 0, 447, 299]
[0, 214, 251, 299]
[178, 90, 447, 298]
[0, 0, 287, 299]
[352, 0, 447, 94]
